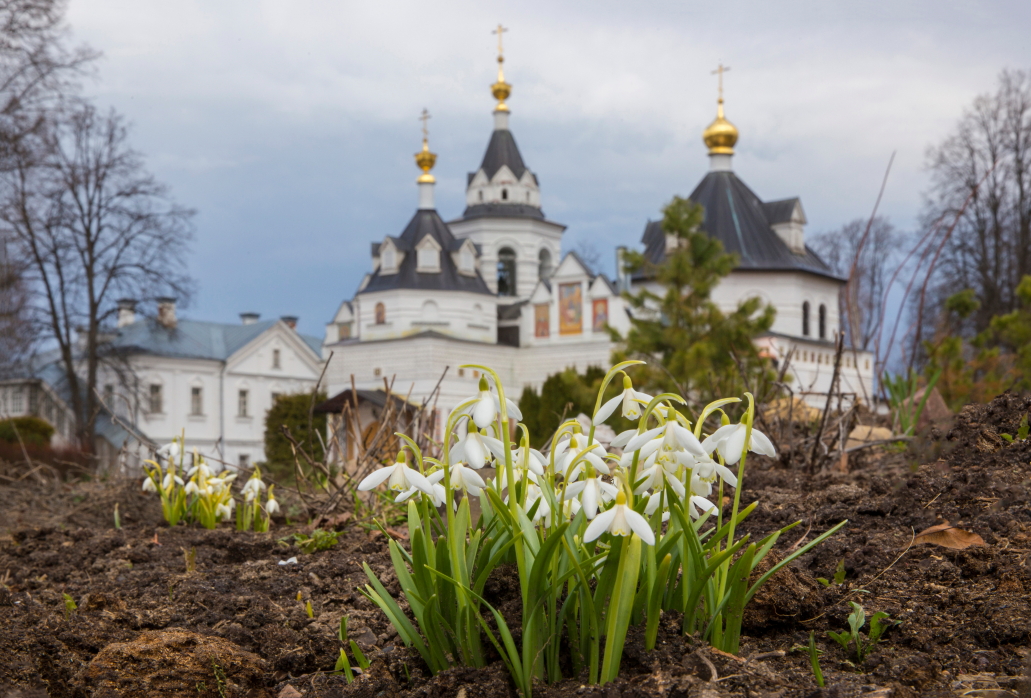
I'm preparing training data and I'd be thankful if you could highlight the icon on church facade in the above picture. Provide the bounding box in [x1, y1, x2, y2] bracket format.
[534, 303, 550, 337]
[592, 298, 608, 332]
[559, 283, 582, 335]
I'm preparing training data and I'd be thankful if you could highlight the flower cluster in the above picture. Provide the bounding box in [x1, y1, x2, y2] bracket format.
[141, 438, 277, 530]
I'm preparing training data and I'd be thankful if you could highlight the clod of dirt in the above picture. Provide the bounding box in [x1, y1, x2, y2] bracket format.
[76, 628, 270, 698]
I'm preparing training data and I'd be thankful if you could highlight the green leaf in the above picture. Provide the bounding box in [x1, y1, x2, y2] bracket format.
[817, 578, 830, 587]
[350, 640, 371, 669]
[334, 648, 353, 682]
[847, 601, 866, 643]
[866, 611, 896, 646]
[600, 534, 642, 683]
[833, 559, 847, 585]
[827, 630, 851, 650]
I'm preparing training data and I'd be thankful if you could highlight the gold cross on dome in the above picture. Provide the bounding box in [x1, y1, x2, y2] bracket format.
[493, 24, 508, 58]
[419, 108, 431, 139]
[711, 63, 731, 101]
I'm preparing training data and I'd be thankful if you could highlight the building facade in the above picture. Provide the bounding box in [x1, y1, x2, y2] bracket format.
[322, 49, 874, 429]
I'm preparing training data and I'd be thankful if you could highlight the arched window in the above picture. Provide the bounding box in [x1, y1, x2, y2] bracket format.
[818, 304, 827, 339]
[421, 300, 439, 322]
[501, 188, 508, 201]
[802, 301, 810, 337]
[478, 190, 484, 202]
[538, 248, 553, 281]
[497, 248, 517, 296]
[374, 302, 386, 325]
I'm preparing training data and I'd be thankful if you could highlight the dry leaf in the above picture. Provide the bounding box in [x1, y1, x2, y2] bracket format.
[914, 520, 985, 550]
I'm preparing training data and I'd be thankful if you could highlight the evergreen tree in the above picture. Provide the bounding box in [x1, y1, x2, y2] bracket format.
[263, 392, 327, 476]
[614, 196, 776, 407]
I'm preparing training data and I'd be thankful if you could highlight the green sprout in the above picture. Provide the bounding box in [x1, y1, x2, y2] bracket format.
[817, 559, 847, 587]
[828, 601, 900, 664]
[280, 529, 340, 554]
[62, 592, 77, 620]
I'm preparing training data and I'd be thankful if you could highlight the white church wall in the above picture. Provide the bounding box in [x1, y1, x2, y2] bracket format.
[355, 289, 497, 344]
[449, 217, 563, 298]
[709, 270, 841, 340]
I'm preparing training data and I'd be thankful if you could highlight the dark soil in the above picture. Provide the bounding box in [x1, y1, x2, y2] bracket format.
[2, 394, 1031, 697]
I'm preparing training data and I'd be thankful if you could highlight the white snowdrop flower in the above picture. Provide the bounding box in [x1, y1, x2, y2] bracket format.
[449, 428, 506, 470]
[609, 428, 637, 450]
[686, 494, 719, 520]
[643, 491, 672, 522]
[142, 476, 157, 493]
[564, 475, 618, 519]
[471, 377, 498, 429]
[265, 487, 280, 516]
[702, 423, 776, 465]
[633, 459, 686, 498]
[448, 461, 487, 495]
[184, 481, 199, 496]
[241, 477, 266, 502]
[554, 432, 608, 477]
[510, 446, 547, 476]
[495, 464, 539, 492]
[157, 441, 180, 463]
[396, 470, 446, 508]
[625, 417, 706, 458]
[689, 451, 740, 488]
[358, 454, 434, 495]
[523, 484, 552, 524]
[583, 491, 655, 545]
[162, 472, 184, 490]
[594, 376, 653, 424]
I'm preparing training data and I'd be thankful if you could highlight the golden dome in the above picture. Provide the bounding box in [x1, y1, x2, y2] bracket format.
[415, 137, 436, 183]
[703, 98, 738, 154]
[491, 56, 511, 112]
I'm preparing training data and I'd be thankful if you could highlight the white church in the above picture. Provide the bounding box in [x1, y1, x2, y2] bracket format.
[322, 45, 873, 430]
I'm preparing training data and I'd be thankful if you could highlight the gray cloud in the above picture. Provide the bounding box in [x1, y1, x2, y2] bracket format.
[65, 0, 1031, 334]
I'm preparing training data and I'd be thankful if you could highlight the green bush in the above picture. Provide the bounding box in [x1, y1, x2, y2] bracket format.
[263, 391, 326, 477]
[0, 416, 55, 446]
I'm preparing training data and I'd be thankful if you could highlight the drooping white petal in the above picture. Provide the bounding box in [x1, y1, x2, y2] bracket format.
[463, 433, 487, 468]
[505, 397, 523, 422]
[582, 480, 599, 518]
[750, 429, 777, 457]
[610, 429, 636, 449]
[702, 424, 738, 454]
[672, 423, 707, 456]
[626, 426, 664, 452]
[481, 435, 508, 461]
[624, 508, 656, 545]
[722, 426, 748, 465]
[472, 392, 497, 429]
[583, 506, 618, 542]
[357, 466, 394, 491]
[594, 394, 623, 424]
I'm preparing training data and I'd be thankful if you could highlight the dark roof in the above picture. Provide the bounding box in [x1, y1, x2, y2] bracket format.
[361, 209, 493, 295]
[476, 128, 532, 181]
[457, 202, 545, 221]
[763, 198, 801, 225]
[314, 388, 416, 415]
[108, 318, 323, 360]
[497, 301, 527, 322]
[639, 171, 841, 281]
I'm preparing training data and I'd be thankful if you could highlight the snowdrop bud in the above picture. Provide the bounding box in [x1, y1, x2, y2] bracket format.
[142, 477, 157, 493]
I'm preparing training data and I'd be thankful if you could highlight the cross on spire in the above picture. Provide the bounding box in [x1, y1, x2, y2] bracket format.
[711, 63, 731, 101]
[419, 108, 431, 140]
[493, 24, 508, 59]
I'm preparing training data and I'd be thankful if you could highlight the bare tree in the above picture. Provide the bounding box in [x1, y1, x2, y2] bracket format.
[1, 104, 194, 451]
[810, 216, 902, 351]
[921, 68, 1031, 335]
[0, 232, 33, 369]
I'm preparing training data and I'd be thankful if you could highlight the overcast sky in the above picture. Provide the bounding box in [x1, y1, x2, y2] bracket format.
[65, 0, 1030, 338]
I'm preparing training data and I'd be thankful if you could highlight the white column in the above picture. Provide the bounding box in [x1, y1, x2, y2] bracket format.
[418, 180, 435, 210]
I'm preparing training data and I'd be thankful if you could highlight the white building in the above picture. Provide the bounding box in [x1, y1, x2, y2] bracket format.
[100, 299, 324, 467]
[323, 49, 873, 429]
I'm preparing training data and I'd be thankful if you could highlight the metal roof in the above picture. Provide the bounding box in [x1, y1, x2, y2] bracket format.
[109, 318, 323, 360]
[361, 209, 493, 295]
[640, 171, 841, 281]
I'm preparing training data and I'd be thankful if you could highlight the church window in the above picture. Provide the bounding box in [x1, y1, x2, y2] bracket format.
[421, 300, 439, 322]
[818, 304, 827, 339]
[338, 322, 351, 340]
[238, 389, 249, 417]
[191, 387, 203, 416]
[148, 384, 163, 414]
[802, 301, 811, 337]
[417, 246, 439, 272]
[501, 188, 508, 201]
[382, 246, 397, 272]
[478, 190, 484, 202]
[374, 302, 386, 325]
[272, 348, 281, 369]
[526, 191, 530, 202]
[538, 248, 553, 281]
[497, 247, 517, 296]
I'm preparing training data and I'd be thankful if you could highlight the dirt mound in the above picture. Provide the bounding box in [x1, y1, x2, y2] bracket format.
[77, 628, 269, 697]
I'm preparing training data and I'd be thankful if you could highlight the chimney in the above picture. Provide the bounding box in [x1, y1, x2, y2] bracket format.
[280, 315, 298, 330]
[240, 312, 260, 325]
[117, 298, 137, 327]
[156, 297, 177, 328]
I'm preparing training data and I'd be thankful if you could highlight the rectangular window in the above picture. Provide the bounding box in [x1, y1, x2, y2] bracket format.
[103, 384, 115, 406]
[558, 283, 583, 335]
[534, 304, 550, 338]
[238, 389, 249, 417]
[272, 349, 281, 369]
[338, 323, 351, 340]
[239, 454, 250, 468]
[592, 298, 609, 332]
[149, 384, 163, 414]
[271, 392, 281, 406]
[11, 387, 23, 414]
[191, 387, 203, 416]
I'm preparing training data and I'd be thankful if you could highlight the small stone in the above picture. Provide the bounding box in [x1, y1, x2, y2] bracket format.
[278, 686, 303, 698]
